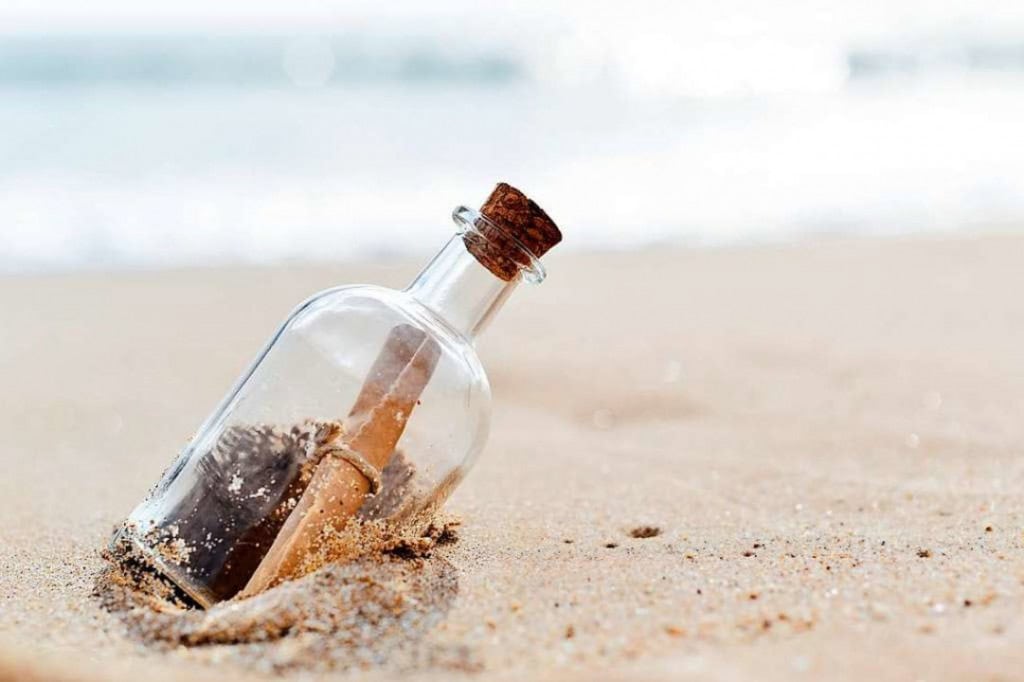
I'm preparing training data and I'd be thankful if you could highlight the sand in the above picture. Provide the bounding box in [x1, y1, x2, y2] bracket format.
[1, 234, 1023, 681]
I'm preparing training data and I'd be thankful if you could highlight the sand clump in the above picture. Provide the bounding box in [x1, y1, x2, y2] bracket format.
[628, 526, 662, 539]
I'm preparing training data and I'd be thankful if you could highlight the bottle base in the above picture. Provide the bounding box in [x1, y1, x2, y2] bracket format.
[111, 525, 218, 610]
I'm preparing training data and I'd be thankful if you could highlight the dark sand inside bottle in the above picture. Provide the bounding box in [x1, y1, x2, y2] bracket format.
[134, 421, 424, 605]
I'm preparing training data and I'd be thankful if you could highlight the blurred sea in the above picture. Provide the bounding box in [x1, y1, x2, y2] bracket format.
[2, 28, 1024, 272]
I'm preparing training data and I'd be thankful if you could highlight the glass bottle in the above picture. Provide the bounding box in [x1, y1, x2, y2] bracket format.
[115, 183, 562, 608]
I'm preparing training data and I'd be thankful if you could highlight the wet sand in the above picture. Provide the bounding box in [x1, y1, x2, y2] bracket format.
[1, 234, 1023, 680]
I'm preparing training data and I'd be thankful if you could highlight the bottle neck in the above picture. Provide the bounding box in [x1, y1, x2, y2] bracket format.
[405, 235, 518, 340]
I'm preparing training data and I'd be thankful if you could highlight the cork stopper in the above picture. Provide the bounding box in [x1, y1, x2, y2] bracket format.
[467, 183, 562, 281]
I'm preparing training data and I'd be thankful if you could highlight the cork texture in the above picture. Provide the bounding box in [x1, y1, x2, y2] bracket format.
[469, 183, 562, 281]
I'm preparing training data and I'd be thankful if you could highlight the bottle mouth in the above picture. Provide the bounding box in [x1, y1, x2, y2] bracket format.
[452, 206, 547, 284]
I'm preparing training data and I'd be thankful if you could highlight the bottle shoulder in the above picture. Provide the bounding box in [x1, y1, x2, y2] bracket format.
[289, 284, 490, 388]
[293, 283, 394, 310]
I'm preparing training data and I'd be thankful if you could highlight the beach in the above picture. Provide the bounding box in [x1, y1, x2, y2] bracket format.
[1, 233, 1022, 680]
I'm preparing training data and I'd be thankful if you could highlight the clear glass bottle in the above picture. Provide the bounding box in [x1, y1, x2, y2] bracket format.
[116, 183, 561, 608]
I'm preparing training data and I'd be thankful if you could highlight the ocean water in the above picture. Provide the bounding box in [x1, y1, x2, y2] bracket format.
[1, 30, 1024, 272]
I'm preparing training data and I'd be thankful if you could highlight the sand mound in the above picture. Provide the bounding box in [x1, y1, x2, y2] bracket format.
[95, 520, 472, 674]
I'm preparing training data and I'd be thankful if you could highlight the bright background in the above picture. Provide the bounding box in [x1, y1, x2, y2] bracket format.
[2, 1, 1023, 271]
